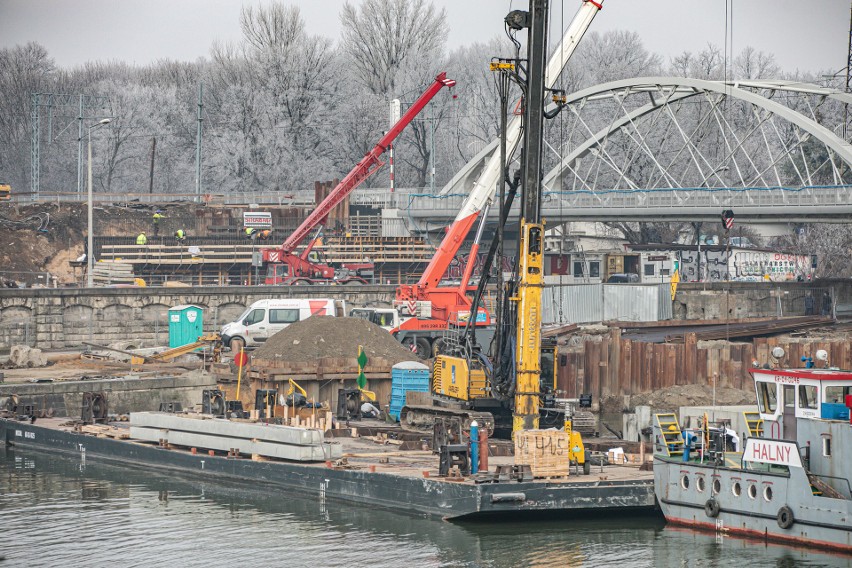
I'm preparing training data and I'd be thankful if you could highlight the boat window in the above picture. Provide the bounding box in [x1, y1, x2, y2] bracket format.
[823, 437, 832, 457]
[783, 385, 795, 409]
[825, 385, 852, 404]
[732, 482, 741, 497]
[712, 479, 721, 494]
[748, 484, 757, 499]
[680, 475, 690, 490]
[798, 384, 818, 409]
[696, 476, 706, 492]
[763, 486, 773, 502]
[756, 382, 777, 413]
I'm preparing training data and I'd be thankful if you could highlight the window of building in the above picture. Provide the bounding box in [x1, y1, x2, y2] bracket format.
[269, 308, 299, 324]
[573, 261, 584, 277]
[589, 262, 600, 278]
[644, 264, 655, 276]
[661, 268, 671, 276]
[798, 384, 818, 409]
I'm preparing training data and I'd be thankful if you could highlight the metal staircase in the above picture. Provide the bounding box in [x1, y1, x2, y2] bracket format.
[655, 413, 684, 456]
[743, 411, 764, 438]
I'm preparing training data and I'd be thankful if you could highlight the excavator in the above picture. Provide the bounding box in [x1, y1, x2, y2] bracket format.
[400, 0, 592, 471]
[262, 72, 456, 285]
[391, 0, 603, 359]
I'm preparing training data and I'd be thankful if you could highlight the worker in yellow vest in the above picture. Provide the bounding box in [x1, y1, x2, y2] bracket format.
[136, 232, 147, 245]
[174, 229, 186, 242]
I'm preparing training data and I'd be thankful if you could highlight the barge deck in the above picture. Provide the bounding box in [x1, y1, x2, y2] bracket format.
[1, 417, 656, 520]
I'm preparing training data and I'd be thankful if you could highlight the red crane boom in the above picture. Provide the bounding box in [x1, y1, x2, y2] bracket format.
[279, 72, 456, 256]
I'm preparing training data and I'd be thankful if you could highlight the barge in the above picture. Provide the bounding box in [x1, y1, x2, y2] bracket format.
[1, 415, 655, 520]
[654, 365, 852, 552]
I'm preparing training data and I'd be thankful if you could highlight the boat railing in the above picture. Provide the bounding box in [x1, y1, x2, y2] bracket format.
[807, 472, 852, 500]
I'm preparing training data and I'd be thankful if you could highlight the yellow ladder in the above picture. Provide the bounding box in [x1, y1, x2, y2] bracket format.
[743, 411, 763, 438]
[655, 413, 684, 456]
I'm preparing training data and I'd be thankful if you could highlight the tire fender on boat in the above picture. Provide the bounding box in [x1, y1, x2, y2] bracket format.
[777, 506, 795, 529]
[704, 498, 720, 518]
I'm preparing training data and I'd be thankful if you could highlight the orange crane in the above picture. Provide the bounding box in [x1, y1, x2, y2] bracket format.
[390, 0, 604, 358]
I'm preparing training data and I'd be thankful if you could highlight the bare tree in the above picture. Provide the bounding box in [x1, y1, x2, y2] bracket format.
[734, 46, 779, 79]
[340, 0, 448, 97]
[0, 43, 56, 191]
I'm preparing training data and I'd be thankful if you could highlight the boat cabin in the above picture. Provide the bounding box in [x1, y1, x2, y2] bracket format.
[752, 367, 852, 441]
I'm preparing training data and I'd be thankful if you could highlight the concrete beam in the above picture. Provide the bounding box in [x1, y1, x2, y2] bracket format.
[130, 411, 324, 446]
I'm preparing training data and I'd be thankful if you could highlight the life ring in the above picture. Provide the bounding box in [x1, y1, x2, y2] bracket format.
[777, 506, 795, 529]
[704, 498, 721, 518]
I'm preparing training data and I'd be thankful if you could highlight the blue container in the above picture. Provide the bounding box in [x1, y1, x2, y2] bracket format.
[168, 305, 204, 348]
[389, 361, 430, 421]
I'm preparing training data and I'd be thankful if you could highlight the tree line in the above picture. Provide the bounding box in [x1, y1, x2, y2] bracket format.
[0, 1, 847, 274]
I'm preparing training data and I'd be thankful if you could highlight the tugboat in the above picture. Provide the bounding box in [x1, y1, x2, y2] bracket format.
[654, 349, 852, 553]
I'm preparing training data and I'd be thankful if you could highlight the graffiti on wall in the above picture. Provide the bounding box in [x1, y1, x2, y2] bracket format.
[675, 249, 812, 282]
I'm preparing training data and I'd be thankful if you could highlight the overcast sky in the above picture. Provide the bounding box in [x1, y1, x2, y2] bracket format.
[0, 0, 847, 76]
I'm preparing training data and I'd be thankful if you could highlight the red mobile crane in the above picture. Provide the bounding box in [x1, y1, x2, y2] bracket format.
[391, 0, 603, 358]
[263, 72, 457, 285]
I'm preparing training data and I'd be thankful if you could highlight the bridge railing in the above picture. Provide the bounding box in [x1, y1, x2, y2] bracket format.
[399, 185, 852, 216]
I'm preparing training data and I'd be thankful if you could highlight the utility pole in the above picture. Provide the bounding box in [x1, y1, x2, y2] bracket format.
[148, 137, 157, 194]
[195, 83, 203, 197]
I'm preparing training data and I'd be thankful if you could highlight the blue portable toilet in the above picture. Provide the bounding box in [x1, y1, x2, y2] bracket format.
[389, 361, 430, 421]
[168, 305, 204, 348]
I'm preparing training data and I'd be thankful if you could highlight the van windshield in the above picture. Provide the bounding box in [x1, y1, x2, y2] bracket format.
[243, 309, 265, 326]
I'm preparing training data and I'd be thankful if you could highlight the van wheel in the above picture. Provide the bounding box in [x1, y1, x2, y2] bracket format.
[229, 337, 245, 353]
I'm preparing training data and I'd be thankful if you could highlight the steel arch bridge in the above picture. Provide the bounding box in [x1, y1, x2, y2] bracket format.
[400, 77, 852, 223]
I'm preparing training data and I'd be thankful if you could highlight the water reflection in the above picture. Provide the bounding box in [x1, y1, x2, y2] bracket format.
[1, 445, 850, 567]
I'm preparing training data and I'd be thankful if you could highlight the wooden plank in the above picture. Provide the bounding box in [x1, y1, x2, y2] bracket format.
[608, 328, 621, 399]
[696, 349, 708, 387]
[619, 338, 632, 396]
[643, 342, 653, 392]
[664, 344, 677, 389]
[684, 333, 697, 385]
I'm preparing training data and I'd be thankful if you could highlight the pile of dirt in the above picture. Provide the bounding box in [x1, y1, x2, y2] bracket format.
[0, 202, 199, 285]
[602, 384, 755, 415]
[252, 316, 420, 366]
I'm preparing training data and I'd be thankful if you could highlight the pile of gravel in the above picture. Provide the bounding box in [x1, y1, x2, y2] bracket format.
[252, 316, 420, 365]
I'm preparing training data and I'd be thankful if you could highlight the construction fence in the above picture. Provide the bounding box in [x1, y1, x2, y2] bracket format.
[543, 283, 672, 325]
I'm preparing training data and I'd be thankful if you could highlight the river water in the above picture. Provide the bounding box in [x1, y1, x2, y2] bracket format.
[1, 445, 850, 568]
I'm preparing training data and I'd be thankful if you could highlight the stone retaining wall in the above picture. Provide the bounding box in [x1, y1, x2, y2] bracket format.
[0, 370, 217, 416]
[0, 285, 394, 350]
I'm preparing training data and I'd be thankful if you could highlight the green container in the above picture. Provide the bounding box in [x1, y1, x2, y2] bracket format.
[168, 305, 204, 348]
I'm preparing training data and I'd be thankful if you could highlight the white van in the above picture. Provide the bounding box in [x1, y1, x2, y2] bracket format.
[221, 298, 343, 350]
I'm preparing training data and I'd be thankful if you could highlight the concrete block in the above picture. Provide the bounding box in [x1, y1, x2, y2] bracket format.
[129, 426, 341, 461]
[130, 411, 324, 445]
